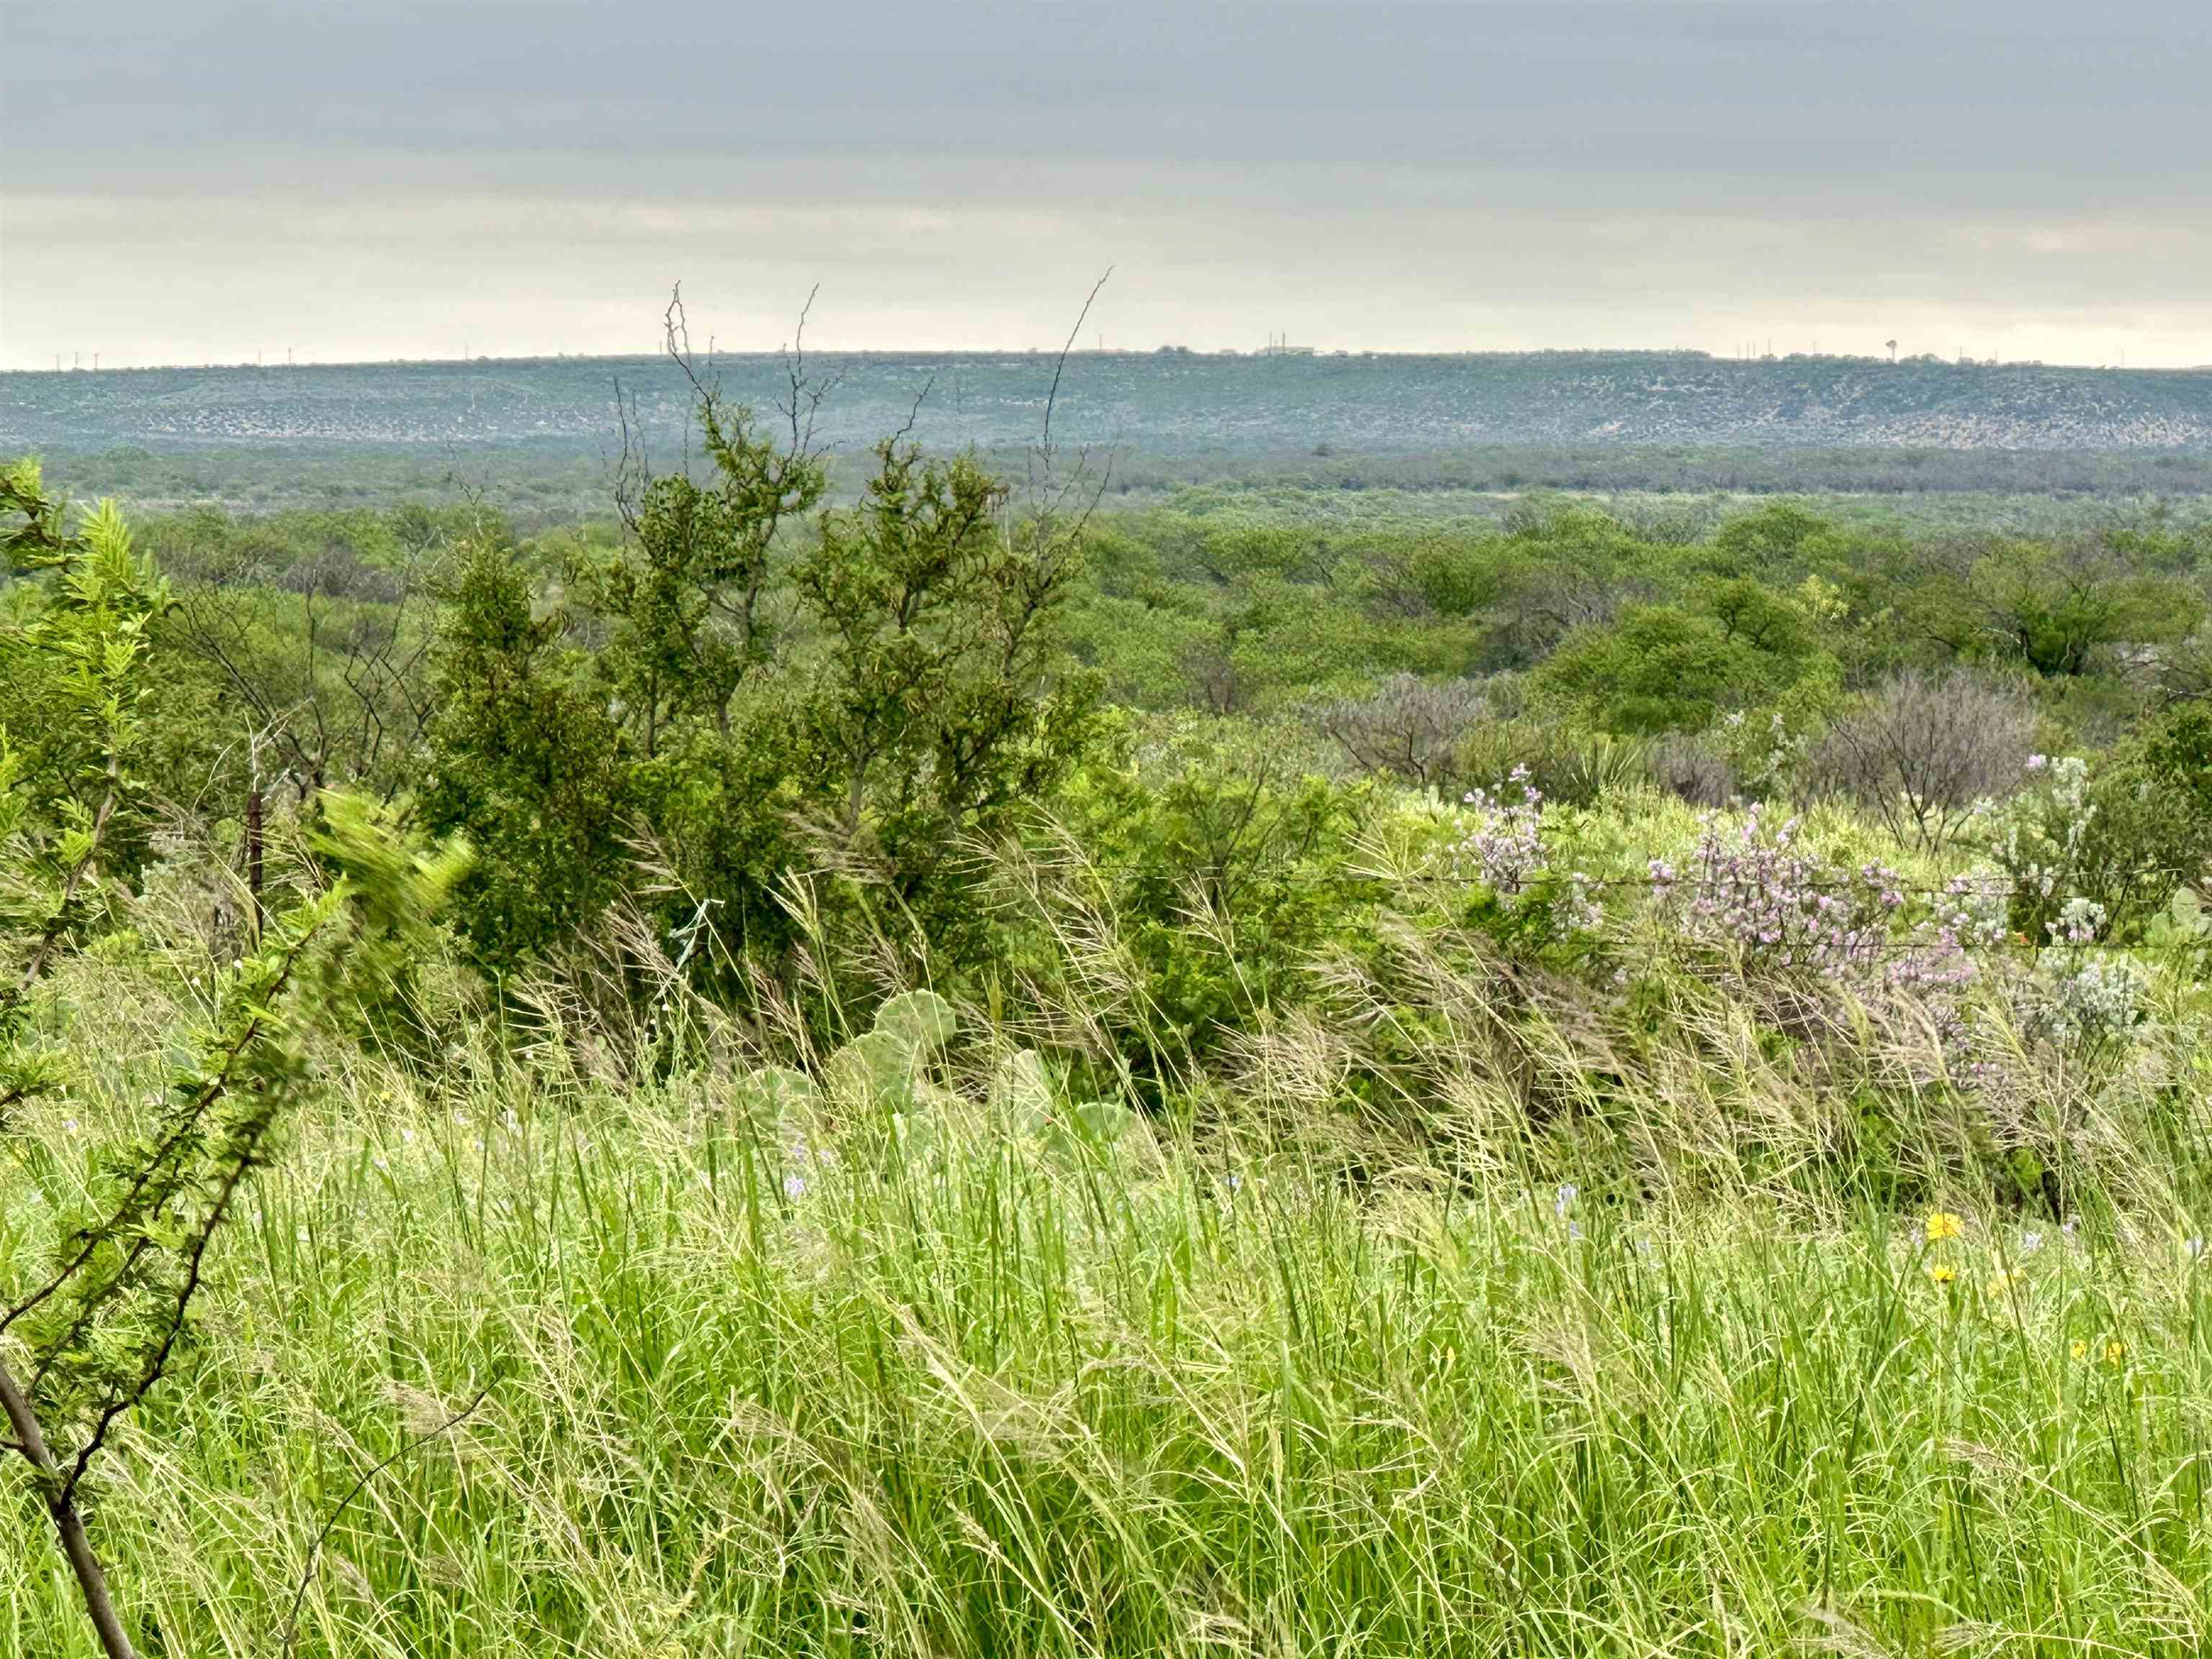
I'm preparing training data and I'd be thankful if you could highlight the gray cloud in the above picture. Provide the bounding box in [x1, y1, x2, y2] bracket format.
[4, 1, 2208, 367]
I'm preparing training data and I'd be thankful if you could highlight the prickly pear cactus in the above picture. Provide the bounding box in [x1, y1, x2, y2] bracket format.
[827, 990, 959, 1112]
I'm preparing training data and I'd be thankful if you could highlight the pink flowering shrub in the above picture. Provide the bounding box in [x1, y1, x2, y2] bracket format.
[1455, 769, 1547, 895]
[1651, 806, 2002, 1010]
[1451, 767, 1601, 943]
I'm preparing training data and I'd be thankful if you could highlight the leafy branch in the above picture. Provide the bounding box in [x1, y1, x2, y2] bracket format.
[0, 462, 467, 1659]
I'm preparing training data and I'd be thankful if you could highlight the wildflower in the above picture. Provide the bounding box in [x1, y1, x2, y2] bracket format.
[1925, 1210, 1964, 1242]
[1553, 1183, 1578, 1218]
[2187, 1237, 2206, 1262]
[2104, 1340, 2126, 1368]
[783, 1172, 806, 1200]
[2026, 754, 2048, 772]
[1987, 1269, 2023, 1296]
[2070, 1339, 2089, 1360]
[2020, 1230, 2044, 1255]
[63, 1117, 80, 1136]
[400, 1126, 416, 1146]
[1925, 1263, 1956, 1285]
[371, 1154, 389, 1174]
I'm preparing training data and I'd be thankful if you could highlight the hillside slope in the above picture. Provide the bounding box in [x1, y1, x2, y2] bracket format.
[7, 351, 2210, 459]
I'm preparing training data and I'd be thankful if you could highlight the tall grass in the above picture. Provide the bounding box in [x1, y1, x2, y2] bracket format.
[4, 932, 2209, 1658]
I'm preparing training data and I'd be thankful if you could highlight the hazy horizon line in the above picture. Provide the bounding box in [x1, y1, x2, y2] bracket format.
[13, 346, 2208, 377]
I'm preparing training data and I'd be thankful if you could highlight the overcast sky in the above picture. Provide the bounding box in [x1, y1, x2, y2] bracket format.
[4, 0, 2208, 369]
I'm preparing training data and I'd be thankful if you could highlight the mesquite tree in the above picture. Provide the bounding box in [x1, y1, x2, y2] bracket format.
[0, 462, 462, 1659]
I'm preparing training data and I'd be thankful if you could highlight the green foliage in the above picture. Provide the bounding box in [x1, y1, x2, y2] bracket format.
[420, 537, 634, 972]
[0, 462, 171, 1107]
[301, 790, 472, 1040]
[428, 387, 1103, 981]
[1987, 707, 2212, 943]
[1030, 719, 1381, 1074]
[1965, 541, 2200, 679]
[793, 439, 1102, 941]
[150, 503, 449, 807]
[1537, 603, 1799, 735]
[9, 887, 342, 1488]
[0, 467, 464, 1659]
[580, 394, 826, 748]
[2082, 704, 2212, 930]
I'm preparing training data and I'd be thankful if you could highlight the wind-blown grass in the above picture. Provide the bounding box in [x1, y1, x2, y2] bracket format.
[4, 951, 2209, 1657]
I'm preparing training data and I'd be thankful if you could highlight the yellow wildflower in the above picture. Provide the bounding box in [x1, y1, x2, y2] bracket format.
[1925, 1211, 1964, 1242]
[2070, 1339, 2089, 1360]
[1987, 1269, 2023, 1296]
[2104, 1341, 2126, 1368]
[1926, 1263, 1956, 1285]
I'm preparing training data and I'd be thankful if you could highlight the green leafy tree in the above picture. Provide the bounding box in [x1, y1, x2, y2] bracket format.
[1538, 604, 1773, 736]
[1966, 541, 2200, 678]
[421, 536, 633, 971]
[583, 390, 826, 750]
[1483, 501, 1663, 667]
[1708, 501, 1836, 577]
[793, 439, 1102, 945]
[0, 463, 171, 1093]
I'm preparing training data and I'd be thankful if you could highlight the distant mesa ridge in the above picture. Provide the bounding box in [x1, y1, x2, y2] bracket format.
[5, 351, 2208, 454]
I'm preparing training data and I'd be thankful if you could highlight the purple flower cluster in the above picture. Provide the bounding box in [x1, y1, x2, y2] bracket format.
[1457, 768, 1547, 896]
[1452, 768, 1602, 935]
[1653, 806, 1994, 996]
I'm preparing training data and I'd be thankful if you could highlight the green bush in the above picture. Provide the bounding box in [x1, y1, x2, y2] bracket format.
[1015, 718, 1382, 1083]
[421, 537, 634, 972]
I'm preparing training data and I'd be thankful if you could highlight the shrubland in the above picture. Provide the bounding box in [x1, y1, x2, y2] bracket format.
[4, 356, 2212, 1655]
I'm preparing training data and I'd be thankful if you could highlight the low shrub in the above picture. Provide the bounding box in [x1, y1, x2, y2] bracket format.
[1808, 669, 2038, 852]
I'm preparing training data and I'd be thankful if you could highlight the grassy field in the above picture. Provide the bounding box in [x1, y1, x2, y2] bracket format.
[5, 887, 2209, 1658]
[6, 444, 2211, 1658]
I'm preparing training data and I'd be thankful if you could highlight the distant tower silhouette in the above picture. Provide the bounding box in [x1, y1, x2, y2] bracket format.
[1886, 339, 1898, 363]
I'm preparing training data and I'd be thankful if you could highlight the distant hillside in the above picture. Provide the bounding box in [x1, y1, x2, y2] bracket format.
[6, 351, 2210, 461]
